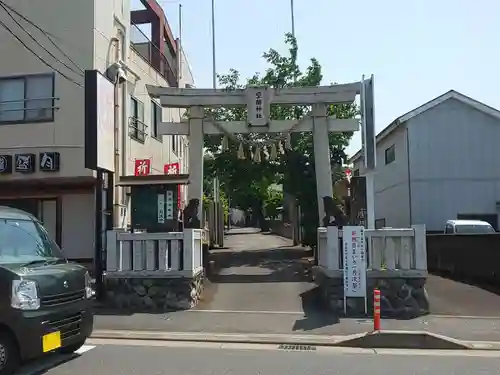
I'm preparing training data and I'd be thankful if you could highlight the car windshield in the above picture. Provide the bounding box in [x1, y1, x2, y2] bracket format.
[0, 218, 65, 264]
[455, 224, 495, 234]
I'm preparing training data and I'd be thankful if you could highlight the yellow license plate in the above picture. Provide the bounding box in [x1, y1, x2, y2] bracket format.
[42, 331, 61, 353]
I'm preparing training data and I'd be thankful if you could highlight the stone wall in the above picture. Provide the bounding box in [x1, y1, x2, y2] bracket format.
[427, 233, 500, 284]
[103, 271, 204, 312]
[314, 270, 429, 319]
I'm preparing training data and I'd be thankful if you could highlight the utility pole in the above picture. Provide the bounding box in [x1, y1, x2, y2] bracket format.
[211, 0, 217, 89]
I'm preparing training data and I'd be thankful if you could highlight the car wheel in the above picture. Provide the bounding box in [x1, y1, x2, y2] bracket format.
[0, 331, 20, 375]
[59, 340, 86, 355]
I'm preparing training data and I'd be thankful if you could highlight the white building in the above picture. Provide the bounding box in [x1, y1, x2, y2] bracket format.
[350, 90, 500, 232]
[0, 0, 193, 261]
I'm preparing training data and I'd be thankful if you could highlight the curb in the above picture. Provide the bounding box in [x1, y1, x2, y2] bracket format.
[90, 329, 500, 350]
[91, 330, 349, 346]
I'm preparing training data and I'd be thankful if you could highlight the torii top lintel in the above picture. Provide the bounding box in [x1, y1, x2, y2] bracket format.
[146, 81, 362, 108]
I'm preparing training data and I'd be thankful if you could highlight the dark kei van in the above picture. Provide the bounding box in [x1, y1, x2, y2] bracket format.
[0, 206, 94, 374]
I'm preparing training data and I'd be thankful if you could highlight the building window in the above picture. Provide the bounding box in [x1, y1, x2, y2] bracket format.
[151, 100, 162, 141]
[353, 169, 360, 177]
[0, 74, 54, 123]
[129, 96, 147, 143]
[172, 135, 177, 154]
[384, 145, 395, 165]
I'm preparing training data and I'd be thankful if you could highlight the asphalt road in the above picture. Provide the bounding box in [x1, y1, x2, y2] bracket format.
[19, 339, 500, 375]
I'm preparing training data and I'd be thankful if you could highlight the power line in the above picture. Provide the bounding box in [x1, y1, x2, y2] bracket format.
[0, 0, 84, 74]
[0, 19, 83, 88]
[0, 3, 84, 77]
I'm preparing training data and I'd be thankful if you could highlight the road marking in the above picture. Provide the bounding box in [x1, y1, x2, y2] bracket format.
[191, 309, 305, 315]
[429, 314, 500, 320]
[17, 345, 96, 374]
[75, 345, 96, 354]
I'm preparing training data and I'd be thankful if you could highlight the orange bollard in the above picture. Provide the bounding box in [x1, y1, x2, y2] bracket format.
[373, 289, 381, 331]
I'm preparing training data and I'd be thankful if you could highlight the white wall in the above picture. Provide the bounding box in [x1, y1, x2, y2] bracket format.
[352, 125, 411, 228]
[0, 0, 95, 179]
[408, 99, 500, 230]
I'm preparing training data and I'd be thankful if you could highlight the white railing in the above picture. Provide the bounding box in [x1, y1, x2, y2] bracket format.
[105, 228, 204, 277]
[317, 225, 427, 275]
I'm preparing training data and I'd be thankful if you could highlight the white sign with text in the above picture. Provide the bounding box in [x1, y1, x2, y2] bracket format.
[342, 226, 367, 298]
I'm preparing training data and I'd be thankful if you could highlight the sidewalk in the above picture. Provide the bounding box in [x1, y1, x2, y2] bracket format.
[93, 311, 500, 342]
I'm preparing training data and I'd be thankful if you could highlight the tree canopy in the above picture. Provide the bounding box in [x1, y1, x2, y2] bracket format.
[203, 33, 358, 244]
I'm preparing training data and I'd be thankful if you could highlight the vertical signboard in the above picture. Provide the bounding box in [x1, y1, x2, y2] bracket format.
[84, 70, 115, 172]
[342, 226, 367, 313]
[157, 194, 165, 224]
[165, 190, 174, 220]
[246, 86, 270, 127]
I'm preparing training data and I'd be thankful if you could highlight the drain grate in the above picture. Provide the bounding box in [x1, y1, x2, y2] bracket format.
[277, 344, 317, 351]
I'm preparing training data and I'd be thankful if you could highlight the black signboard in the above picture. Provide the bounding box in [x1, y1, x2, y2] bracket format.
[39, 152, 60, 172]
[15, 153, 35, 173]
[0, 155, 12, 174]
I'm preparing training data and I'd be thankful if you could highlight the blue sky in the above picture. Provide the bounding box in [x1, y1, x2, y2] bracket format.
[133, 0, 499, 157]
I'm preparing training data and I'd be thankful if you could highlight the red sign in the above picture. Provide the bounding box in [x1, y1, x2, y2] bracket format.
[164, 162, 181, 209]
[345, 168, 352, 183]
[164, 162, 179, 175]
[134, 159, 151, 176]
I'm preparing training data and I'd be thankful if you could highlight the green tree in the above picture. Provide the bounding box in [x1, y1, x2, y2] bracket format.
[205, 33, 358, 241]
[264, 188, 283, 220]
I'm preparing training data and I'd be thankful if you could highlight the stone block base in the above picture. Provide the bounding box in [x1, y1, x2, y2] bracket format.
[314, 270, 429, 319]
[103, 271, 204, 312]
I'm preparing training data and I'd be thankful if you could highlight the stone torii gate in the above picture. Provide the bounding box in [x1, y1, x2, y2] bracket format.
[147, 78, 375, 228]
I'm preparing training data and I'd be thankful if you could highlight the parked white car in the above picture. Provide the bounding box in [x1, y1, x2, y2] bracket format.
[444, 219, 495, 234]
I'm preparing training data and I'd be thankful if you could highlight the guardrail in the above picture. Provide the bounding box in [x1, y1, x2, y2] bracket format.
[105, 228, 203, 277]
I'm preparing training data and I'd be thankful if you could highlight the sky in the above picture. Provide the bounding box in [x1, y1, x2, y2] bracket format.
[133, 0, 499, 157]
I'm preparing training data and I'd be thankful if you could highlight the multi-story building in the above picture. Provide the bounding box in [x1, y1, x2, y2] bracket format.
[0, 0, 193, 262]
[350, 90, 500, 231]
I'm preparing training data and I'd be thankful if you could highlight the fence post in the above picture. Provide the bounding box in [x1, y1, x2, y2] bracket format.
[327, 226, 340, 271]
[317, 227, 327, 267]
[413, 224, 427, 271]
[183, 229, 195, 274]
[105, 230, 118, 271]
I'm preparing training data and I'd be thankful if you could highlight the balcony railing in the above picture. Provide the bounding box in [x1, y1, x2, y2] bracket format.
[129, 116, 148, 143]
[130, 22, 178, 87]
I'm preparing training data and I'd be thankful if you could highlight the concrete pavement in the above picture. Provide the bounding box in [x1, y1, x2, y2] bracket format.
[200, 228, 314, 312]
[21, 339, 500, 375]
